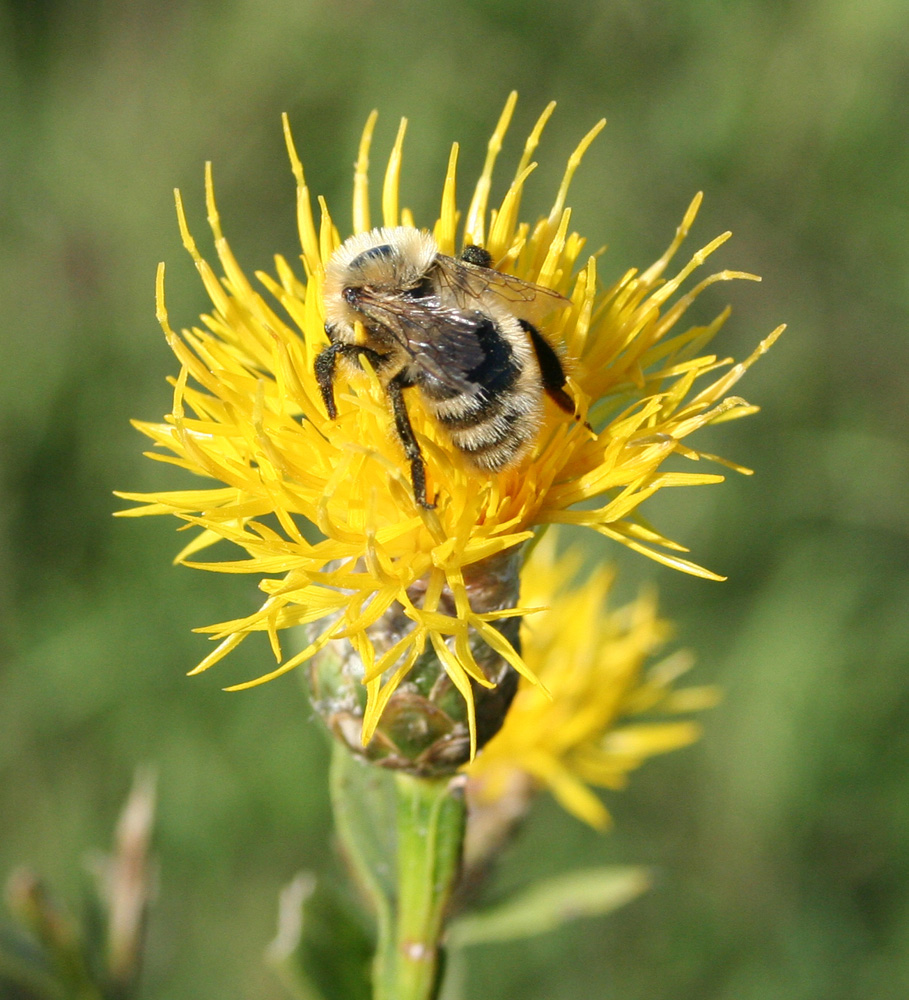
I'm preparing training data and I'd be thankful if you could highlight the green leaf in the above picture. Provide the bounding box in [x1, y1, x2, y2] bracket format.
[330, 744, 398, 909]
[268, 873, 373, 1000]
[446, 866, 651, 948]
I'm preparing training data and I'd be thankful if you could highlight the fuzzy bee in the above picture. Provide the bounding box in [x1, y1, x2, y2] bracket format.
[315, 226, 577, 508]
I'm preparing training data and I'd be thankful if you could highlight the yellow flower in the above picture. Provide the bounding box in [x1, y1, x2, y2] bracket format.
[115, 94, 779, 756]
[465, 532, 719, 830]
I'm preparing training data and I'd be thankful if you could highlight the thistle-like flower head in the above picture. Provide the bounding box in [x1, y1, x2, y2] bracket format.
[465, 532, 719, 832]
[116, 94, 780, 761]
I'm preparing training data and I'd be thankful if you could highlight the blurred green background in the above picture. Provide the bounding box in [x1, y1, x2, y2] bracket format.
[2, 1, 907, 997]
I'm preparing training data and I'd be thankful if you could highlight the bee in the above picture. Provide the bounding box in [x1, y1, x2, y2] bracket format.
[315, 226, 577, 508]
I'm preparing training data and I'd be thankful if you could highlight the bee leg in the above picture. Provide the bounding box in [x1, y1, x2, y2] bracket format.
[314, 341, 388, 419]
[314, 342, 344, 418]
[386, 371, 436, 510]
[520, 320, 576, 415]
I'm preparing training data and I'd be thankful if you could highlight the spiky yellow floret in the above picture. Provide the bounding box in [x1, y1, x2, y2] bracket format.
[466, 532, 720, 829]
[115, 93, 779, 748]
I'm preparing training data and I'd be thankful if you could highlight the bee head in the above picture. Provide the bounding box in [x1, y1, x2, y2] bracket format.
[323, 227, 438, 330]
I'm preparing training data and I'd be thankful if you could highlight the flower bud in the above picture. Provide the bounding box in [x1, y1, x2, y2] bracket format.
[308, 547, 522, 775]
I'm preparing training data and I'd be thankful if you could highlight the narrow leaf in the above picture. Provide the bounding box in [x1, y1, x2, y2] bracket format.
[447, 866, 650, 947]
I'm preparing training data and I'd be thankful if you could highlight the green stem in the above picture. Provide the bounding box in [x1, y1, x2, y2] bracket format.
[329, 745, 467, 1000]
[375, 772, 466, 1000]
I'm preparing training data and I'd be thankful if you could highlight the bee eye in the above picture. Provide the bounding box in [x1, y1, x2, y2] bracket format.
[404, 277, 435, 299]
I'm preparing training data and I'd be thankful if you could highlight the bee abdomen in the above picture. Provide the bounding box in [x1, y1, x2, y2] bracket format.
[431, 391, 501, 430]
[447, 397, 540, 471]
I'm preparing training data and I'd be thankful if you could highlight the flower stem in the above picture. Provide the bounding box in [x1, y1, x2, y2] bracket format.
[374, 772, 466, 1000]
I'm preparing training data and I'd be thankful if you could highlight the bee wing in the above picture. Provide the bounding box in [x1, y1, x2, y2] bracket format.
[433, 254, 570, 328]
[399, 307, 494, 391]
[351, 289, 488, 392]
